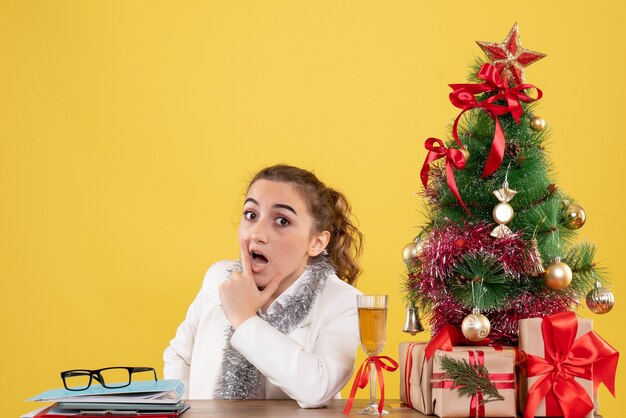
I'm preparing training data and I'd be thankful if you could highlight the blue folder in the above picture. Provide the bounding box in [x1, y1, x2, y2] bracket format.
[27, 379, 185, 404]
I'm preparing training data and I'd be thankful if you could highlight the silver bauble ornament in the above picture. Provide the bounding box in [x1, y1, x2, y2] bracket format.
[586, 284, 615, 314]
[461, 309, 491, 341]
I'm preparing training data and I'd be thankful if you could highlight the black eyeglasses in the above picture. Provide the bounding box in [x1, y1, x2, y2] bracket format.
[61, 367, 158, 391]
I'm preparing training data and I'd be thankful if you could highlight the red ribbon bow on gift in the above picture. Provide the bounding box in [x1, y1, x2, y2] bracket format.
[343, 355, 399, 415]
[420, 138, 469, 214]
[425, 324, 492, 361]
[449, 63, 542, 178]
[432, 350, 515, 418]
[524, 311, 619, 418]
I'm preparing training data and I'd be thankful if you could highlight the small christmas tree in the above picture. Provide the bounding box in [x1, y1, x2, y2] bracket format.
[403, 23, 615, 345]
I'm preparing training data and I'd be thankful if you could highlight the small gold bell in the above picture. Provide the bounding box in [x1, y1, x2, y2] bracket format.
[402, 304, 424, 335]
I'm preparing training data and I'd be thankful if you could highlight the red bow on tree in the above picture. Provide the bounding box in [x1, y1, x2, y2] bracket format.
[420, 138, 469, 214]
[524, 312, 619, 418]
[449, 63, 542, 177]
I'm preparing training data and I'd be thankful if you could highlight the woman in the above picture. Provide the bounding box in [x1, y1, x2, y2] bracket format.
[163, 165, 363, 408]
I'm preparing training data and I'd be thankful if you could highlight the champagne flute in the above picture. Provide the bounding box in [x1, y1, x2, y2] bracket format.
[356, 295, 389, 415]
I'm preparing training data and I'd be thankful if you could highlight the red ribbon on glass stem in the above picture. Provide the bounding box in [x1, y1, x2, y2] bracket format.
[343, 355, 399, 415]
[523, 311, 619, 418]
[420, 138, 469, 214]
[449, 63, 542, 178]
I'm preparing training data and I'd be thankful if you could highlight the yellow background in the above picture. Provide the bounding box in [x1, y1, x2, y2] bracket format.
[1, 1, 624, 417]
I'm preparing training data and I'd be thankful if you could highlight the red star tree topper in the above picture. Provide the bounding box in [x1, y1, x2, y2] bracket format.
[476, 23, 546, 85]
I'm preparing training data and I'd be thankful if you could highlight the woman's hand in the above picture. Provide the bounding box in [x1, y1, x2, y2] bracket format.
[219, 240, 282, 329]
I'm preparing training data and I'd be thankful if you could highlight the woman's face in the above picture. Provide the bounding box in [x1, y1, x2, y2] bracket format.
[238, 179, 329, 292]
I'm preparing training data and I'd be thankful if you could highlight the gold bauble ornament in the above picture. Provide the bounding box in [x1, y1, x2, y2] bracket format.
[460, 148, 470, 162]
[402, 240, 423, 271]
[461, 309, 491, 341]
[402, 240, 421, 261]
[530, 116, 546, 131]
[562, 203, 586, 230]
[586, 284, 615, 314]
[544, 257, 572, 289]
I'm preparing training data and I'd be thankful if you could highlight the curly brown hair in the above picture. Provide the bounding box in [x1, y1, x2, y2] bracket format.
[249, 165, 363, 285]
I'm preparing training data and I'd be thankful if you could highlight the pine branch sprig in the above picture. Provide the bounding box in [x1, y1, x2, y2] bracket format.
[449, 253, 511, 310]
[439, 355, 505, 404]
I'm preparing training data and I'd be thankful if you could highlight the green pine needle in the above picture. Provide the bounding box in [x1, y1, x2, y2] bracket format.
[564, 242, 608, 295]
[449, 253, 511, 310]
[439, 355, 505, 404]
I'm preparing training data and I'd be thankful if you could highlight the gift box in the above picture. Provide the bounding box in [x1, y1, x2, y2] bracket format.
[399, 342, 433, 414]
[432, 349, 517, 417]
[518, 312, 618, 418]
[399, 340, 518, 416]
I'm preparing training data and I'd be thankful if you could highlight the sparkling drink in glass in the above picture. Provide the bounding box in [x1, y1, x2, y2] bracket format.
[356, 295, 388, 415]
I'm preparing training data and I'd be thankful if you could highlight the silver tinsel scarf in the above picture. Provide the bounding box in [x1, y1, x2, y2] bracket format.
[213, 256, 333, 399]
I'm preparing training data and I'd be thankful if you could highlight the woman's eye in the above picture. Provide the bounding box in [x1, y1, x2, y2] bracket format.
[243, 211, 257, 221]
[275, 217, 290, 227]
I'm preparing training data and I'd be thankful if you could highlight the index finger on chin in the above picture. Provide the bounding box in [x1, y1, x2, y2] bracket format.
[239, 238, 254, 277]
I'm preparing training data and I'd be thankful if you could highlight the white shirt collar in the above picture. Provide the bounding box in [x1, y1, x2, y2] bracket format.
[262, 266, 311, 315]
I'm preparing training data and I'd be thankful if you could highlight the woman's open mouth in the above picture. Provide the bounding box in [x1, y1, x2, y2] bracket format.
[251, 251, 269, 272]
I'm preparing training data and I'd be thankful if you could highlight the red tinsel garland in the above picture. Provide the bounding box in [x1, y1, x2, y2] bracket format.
[407, 220, 577, 345]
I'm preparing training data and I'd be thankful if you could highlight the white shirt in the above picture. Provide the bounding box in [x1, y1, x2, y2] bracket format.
[163, 260, 361, 408]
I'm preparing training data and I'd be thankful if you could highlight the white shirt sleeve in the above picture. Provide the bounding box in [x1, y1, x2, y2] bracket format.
[163, 291, 201, 398]
[163, 263, 224, 398]
[229, 292, 359, 408]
